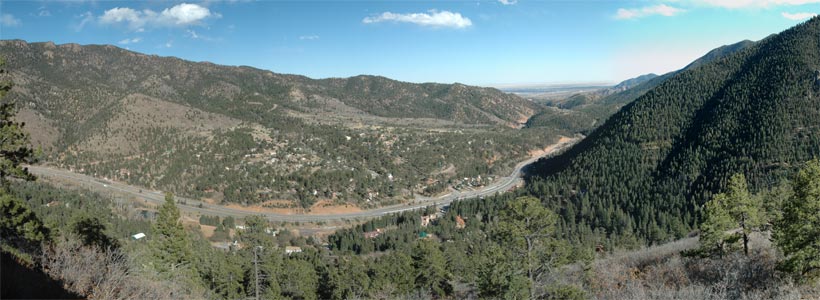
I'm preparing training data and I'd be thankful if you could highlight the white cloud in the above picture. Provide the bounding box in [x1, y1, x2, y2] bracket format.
[363, 10, 473, 28]
[694, 0, 820, 8]
[118, 37, 142, 45]
[498, 0, 517, 5]
[299, 35, 319, 40]
[165, 41, 173, 48]
[99, 3, 218, 31]
[100, 7, 143, 27]
[1, 14, 22, 27]
[38, 10, 52, 17]
[163, 3, 214, 25]
[615, 4, 685, 20]
[782, 11, 818, 19]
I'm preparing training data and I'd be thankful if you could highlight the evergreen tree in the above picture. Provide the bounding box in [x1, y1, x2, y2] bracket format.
[477, 243, 529, 299]
[280, 258, 318, 300]
[494, 196, 569, 299]
[774, 159, 820, 281]
[0, 58, 35, 185]
[411, 240, 452, 298]
[238, 216, 282, 299]
[151, 193, 194, 274]
[370, 251, 415, 297]
[69, 213, 119, 250]
[698, 174, 764, 256]
[0, 191, 48, 251]
[698, 193, 737, 257]
[0, 58, 45, 255]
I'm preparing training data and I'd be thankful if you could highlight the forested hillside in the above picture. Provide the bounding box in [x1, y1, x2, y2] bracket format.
[0, 40, 572, 208]
[526, 17, 820, 244]
[527, 40, 757, 135]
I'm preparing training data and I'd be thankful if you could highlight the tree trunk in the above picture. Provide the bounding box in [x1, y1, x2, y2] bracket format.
[527, 236, 534, 300]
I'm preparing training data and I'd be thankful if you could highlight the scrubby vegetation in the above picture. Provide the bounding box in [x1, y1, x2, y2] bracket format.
[0, 40, 582, 208]
[4, 14, 820, 300]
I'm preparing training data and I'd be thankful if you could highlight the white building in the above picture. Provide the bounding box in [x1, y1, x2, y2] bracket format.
[285, 246, 302, 254]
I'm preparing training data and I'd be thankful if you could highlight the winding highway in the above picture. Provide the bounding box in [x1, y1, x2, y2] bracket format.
[28, 137, 579, 222]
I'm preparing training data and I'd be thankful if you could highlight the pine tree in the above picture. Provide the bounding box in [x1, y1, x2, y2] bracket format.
[494, 196, 569, 299]
[238, 216, 281, 299]
[698, 193, 736, 256]
[151, 193, 193, 274]
[774, 159, 820, 281]
[411, 239, 452, 298]
[0, 58, 45, 254]
[724, 174, 764, 256]
[0, 58, 35, 186]
[698, 174, 764, 256]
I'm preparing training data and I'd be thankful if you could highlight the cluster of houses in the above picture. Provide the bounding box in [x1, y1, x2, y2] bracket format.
[422, 213, 467, 229]
[362, 213, 467, 241]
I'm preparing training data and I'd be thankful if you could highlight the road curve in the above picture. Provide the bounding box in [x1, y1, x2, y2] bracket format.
[28, 137, 579, 222]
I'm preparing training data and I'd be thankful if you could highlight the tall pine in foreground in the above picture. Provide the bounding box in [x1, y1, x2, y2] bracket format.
[698, 174, 764, 256]
[151, 193, 194, 274]
[0, 57, 47, 258]
[774, 159, 820, 282]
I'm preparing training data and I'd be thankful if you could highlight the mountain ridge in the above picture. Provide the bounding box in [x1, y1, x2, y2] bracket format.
[0, 39, 565, 208]
[526, 17, 820, 243]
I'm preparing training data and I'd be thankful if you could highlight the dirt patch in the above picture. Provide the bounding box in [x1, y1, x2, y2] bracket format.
[529, 136, 573, 157]
[200, 224, 216, 238]
[308, 200, 362, 215]
[224, 203, 296, 214]
[222, 199, 362, 215]
[15, 107, 59, 149]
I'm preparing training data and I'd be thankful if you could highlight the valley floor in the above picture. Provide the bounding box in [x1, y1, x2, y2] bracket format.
[27, 136, 581, 224]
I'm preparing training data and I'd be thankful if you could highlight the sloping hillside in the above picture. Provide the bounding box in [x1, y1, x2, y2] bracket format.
[527, 40, 758, 135]
[0, 40, 566, 209]
[1, 40, 538, 130]
[526, 17, 820, 243]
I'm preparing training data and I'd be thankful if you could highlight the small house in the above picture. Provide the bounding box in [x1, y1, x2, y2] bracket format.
[421, 214, 438, 227]
[131, 233, 146, 240]
[364, 228, 383, 239]
[455, 215, 466, 229]
[285, 246, 303, 255]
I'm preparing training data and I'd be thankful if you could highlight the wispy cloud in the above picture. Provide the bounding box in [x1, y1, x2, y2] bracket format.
[73, 12, 94, 32]
[186, 29, 220, 41]
[299, 35, 319, 40]
[1, 14, 22, 27]
[187, 29, 200, 39]
[100, 3, 220, 31]
[363, 10, 473, 28]
[782, 11, 818, 19]
[118, 37, 142, 45]
[498, 0, 517, 5]
[38, 10, 52, 17]
[693, 0, 820, 8]
[615, 4, 685, 20]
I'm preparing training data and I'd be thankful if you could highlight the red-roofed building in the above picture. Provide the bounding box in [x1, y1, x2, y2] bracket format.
[455, 215, 466, 229]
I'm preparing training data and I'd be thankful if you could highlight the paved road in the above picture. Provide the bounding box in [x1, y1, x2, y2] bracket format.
[28, 137, 579, 222]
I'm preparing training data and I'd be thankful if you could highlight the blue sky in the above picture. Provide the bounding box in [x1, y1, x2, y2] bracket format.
[1, 0, 818, 86]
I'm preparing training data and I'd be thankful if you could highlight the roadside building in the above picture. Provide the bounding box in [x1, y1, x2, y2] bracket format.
[421, 214, 438, 227]
[455, 215, 466, 229]
[364, 228, 383, 239]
